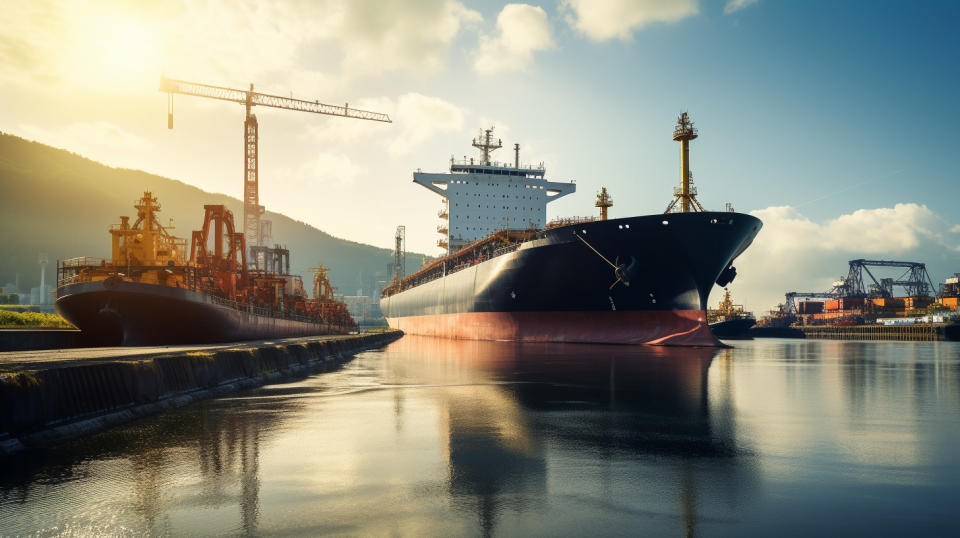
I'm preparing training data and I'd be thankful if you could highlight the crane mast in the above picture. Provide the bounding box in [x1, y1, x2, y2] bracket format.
[160, 77, 391, 252]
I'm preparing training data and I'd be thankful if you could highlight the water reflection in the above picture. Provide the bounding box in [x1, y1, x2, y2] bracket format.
[382, 337, 754, 537]
[0, 371, 304, 535]
[2, 338, 959, 536]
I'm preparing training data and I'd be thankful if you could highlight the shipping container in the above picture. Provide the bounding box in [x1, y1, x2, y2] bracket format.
[798, 301, 824, 314]
[942, 297, 959, 309]
[825, 299, 840, 311]
[839, 297, 865, 310]
[904, 296, 934, 308]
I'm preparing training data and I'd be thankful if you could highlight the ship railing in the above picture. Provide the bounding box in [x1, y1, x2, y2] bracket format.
[56, 274, 83, 288]
[492, 243, 521, 257]
[207, 293, 325, 325]
[390, 239, 527, 293]
[545, 216, 597, 229]
[62, 257, 107, 268]
[450, 159, 545, 171]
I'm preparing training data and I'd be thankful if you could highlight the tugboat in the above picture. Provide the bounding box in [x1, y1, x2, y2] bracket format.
[707, 288, 756, 339]
[380, 114, 762, 346]
[56, 192, 354, 345]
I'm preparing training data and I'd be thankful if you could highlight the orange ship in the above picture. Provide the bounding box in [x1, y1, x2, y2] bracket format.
[55, 192, 354, 345]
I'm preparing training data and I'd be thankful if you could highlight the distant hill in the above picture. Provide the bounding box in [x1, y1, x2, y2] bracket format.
[0, 133, 424, 296]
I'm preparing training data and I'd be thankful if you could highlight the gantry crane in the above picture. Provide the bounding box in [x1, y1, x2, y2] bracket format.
[160, 77, 391, 251]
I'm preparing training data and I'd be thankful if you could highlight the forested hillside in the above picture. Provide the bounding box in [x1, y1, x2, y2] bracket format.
[0, 133, 423, 295]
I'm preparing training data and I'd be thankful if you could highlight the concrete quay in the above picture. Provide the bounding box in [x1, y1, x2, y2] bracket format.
[750, 323, 959, 341]
[0, 331, 403, 455]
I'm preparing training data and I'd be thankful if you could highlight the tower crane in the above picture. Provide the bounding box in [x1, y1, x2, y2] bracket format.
[160, 77, 391, 252]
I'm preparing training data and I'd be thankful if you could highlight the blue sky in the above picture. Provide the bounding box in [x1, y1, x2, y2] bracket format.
[2, 0, 958, 310]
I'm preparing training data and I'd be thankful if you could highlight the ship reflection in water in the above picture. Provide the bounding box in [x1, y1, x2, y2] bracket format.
[2, 338, 960, 536]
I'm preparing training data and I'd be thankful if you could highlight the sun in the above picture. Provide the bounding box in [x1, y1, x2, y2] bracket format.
[60, 14, 161, 91]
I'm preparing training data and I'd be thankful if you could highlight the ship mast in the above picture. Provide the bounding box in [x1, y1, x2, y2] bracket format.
[665, 112, 705, 213]
[471, 127, 502, 166]
[595, 187, 613, 221]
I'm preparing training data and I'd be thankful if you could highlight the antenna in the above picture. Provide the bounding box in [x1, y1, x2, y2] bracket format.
[471, 127, 502, 166]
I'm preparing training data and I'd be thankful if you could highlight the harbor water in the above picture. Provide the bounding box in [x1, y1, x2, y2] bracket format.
[2, 336, 960, 536]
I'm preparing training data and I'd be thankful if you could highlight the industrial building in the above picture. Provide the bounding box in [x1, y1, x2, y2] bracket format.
[779, 260, 959, 326]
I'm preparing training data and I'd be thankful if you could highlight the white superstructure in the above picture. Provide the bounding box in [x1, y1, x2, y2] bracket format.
[413, 128, 576, 253]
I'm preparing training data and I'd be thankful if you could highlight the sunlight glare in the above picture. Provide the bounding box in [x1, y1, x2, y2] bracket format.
[60, 15, 161, 91]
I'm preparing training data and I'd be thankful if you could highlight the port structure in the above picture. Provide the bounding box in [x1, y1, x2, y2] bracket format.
[842, 259, 936, 298]
[308, 264, 337, 301]
[785, 258, 937, 315]
[393, 225, 406, 289]
[160, 77, 391, 256]
[665, 112, 705, 214]
[595, 187, 613, 221]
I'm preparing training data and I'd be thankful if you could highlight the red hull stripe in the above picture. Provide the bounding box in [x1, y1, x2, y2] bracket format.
[386, 310, 720, 346]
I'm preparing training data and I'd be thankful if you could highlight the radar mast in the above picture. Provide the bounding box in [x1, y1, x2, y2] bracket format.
[471, 127, 502, 166]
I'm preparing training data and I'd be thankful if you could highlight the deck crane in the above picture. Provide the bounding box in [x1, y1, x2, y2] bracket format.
[160, 77, 391, 252]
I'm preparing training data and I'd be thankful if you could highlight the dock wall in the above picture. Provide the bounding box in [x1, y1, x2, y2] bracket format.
[797, 323, 957, 341]
[0, 331, 402, 455]
[0, 330, 87, 351]
[752, 324, 959, 341]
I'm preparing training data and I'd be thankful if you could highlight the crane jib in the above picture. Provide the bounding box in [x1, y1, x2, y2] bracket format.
[158, 77, 391, 122]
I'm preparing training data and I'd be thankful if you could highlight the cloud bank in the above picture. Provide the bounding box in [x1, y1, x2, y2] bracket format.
[473, 4, 555, 74]
[730, 204, 960, 313]
[562, 0, 699, 41]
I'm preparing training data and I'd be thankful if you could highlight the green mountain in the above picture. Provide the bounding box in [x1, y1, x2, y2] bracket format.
[0, 133, 423, 296]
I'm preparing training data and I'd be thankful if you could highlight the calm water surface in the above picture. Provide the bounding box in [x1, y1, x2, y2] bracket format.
[2, 337, 960, 536]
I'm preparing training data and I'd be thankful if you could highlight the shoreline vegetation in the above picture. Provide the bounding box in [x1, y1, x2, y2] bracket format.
[0, 309, 74, 329]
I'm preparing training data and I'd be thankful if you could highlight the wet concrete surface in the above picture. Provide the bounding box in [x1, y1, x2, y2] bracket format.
[0, 334, 364, 372]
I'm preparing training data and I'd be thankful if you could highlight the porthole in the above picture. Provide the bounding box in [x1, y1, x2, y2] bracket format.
[710, 218, 718, 224]
[661, 220, 669, 226]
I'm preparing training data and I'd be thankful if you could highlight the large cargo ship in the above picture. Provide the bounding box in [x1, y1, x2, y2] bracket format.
[56, 193, 354, 345]
[381, 114, 762, 346]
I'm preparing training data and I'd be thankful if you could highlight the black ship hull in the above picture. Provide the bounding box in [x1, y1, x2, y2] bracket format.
[56, 280, 347, 346]
[709, 317, 757, 340]
[381, 211, 762, 346]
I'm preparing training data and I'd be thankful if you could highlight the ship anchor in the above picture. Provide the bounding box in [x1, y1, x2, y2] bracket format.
[573, 231, 634, 290]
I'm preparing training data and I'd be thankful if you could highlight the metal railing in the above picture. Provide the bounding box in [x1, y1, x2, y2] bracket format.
[450, 159, 545, 172]
[546, 216, 597, 229]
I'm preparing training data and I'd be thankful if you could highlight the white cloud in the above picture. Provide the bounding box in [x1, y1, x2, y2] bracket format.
[473, 4, 554, 74]
[951, 224, 960, 234]
[732, 204, 960, 314]
[389, 94, 468, 156]
[297, 152, 366, 186]
[0, 0, 482, 92]
[724, 0, 760, 15]
[751, 204, 944, 255]
[337, 0, 482, 76]
[562, 0, 699, 42]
